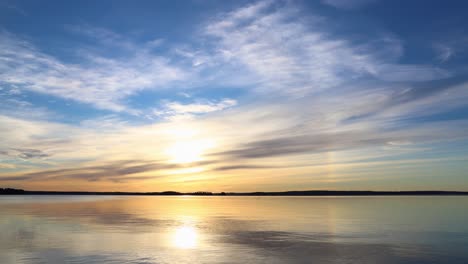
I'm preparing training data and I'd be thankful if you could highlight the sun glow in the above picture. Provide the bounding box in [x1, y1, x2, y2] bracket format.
[173, 225, 198, 249]
[165, 139, 214, 164]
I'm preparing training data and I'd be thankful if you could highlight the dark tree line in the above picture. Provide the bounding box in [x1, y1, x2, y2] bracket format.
[0, 188, 26, 194]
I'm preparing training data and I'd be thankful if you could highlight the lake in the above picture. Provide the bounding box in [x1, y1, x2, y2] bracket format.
[1, 196, 467, 263]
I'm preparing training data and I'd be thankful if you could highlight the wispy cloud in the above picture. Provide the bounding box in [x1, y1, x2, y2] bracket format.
[433, 37, 468, 63]
[0, 2, 452, 113]
[0, 30, 187, 112]
[205, 1, 374, 96]
[434, 44, 454, 62]
[204, 1, 449, 97]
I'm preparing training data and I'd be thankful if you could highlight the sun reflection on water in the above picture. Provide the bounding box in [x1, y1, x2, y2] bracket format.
[172, 225, 198, 249]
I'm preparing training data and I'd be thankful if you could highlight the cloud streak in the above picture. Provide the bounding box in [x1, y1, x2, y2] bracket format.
[1, 160, 179, 182]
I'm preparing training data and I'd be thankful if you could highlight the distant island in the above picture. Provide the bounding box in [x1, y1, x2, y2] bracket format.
[1, 188, 468, 196]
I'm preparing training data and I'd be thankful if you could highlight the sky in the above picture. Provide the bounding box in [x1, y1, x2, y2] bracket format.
[1, 0, 468, 192]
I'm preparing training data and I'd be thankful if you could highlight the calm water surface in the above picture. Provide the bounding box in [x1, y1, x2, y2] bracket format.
[1, 196, 467, 263]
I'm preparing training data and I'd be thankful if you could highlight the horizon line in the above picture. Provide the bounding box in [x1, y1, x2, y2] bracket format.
[1, 188, 468, 196]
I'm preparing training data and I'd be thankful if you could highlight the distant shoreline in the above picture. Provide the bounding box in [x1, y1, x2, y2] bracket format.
[1, 188, 468, 196]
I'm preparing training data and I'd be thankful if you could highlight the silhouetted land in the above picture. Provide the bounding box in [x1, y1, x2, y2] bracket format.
[1, 188, 468, 196]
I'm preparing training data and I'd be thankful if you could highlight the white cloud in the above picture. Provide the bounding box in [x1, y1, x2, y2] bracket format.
[1, 82, 468, 184]
[204, 1, 448, 97]
[0, 31, 187, 112]
[205, 1, 374, 96]
[0, 2, 452, 114]
[154, 98, 237, 120]
[0, 82, 467, 186]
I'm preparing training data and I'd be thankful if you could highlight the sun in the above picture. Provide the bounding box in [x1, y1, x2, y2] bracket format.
[165, 139, 214, 164]
[166, 142, 203, 163]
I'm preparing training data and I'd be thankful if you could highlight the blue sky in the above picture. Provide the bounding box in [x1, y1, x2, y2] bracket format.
[0, 0, 468, 191]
